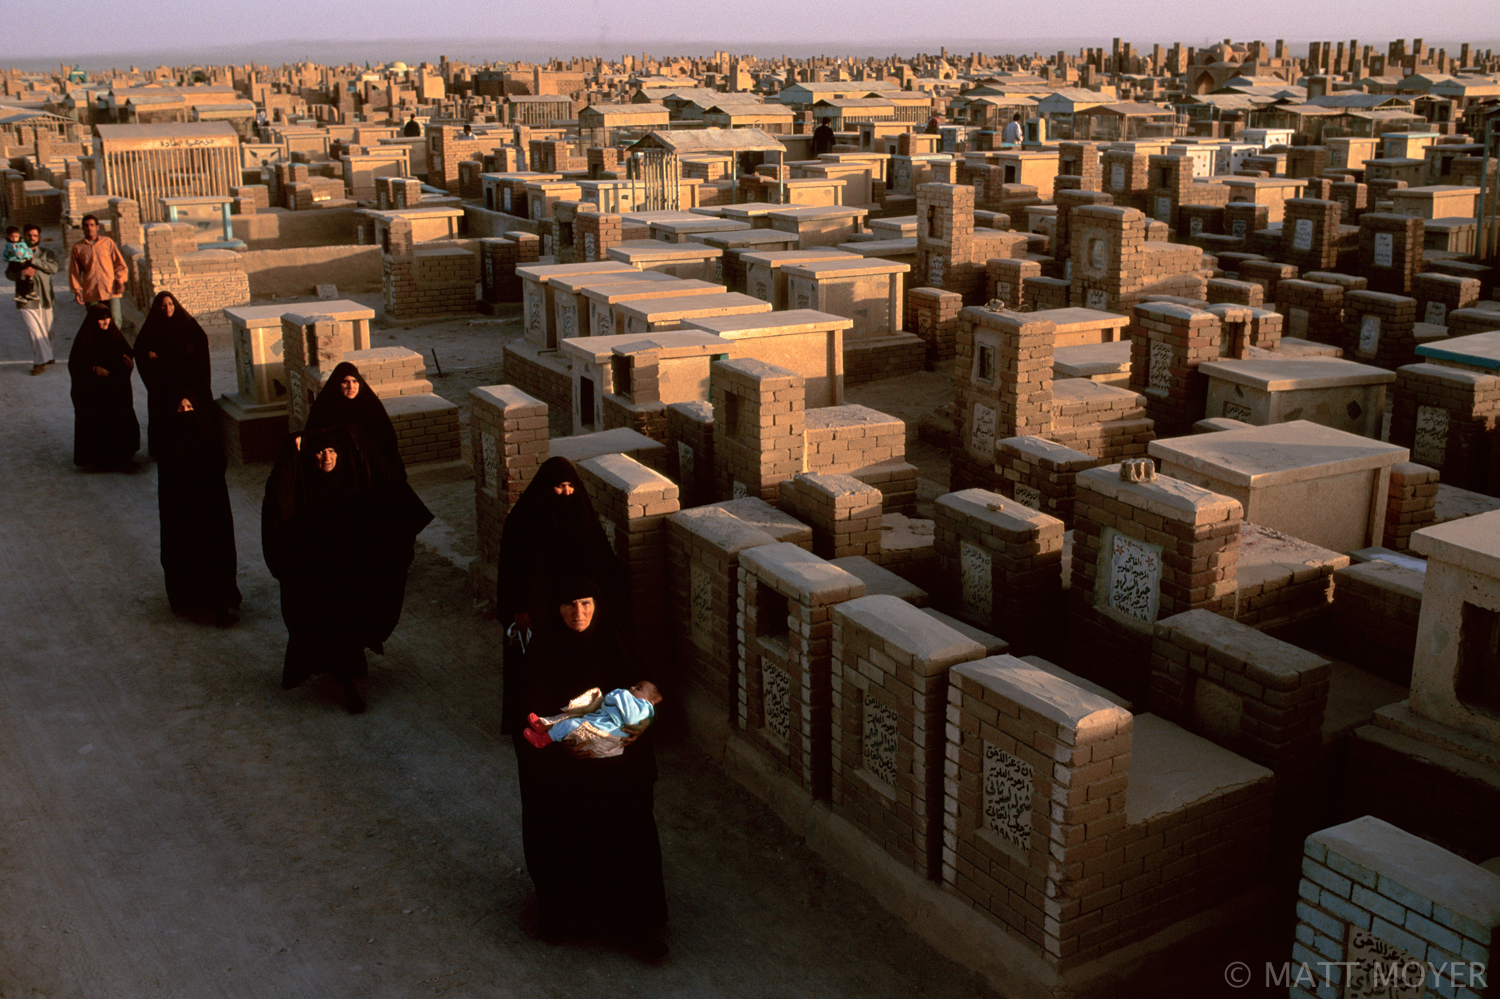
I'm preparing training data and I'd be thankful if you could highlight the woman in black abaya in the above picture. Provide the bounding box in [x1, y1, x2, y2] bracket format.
[512, 575, 668, 955]
[261, 424, 433, 713]
[304, 361, 404, 476]
[156, 391, 242, 625]
[134, 291, 210, 458]
[496, 456, 626, 736]
[68, 305, 140, 471]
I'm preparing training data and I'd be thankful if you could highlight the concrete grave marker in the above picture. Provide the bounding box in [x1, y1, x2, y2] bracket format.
[583, 233, 596, 262]
[481, 432, 497, 487]
[316, 284, 338, 300]
[960, 540, 993, 620]
[1087, 288, 1108, 311]
[1374, 231, 1394, 268]
[1413, 405, 1448, 466]
[970, 403, 996, 455]
[1104, 528, 1163, 625]
[677, 441, 695, 488]
[1288, 307, 1309, 338]
[1358, 314, 1381, 356]
[689, 563, 712, 640]
[762, 662, 791, 740]
[1190, 217, 1203, 236]
[1293, 218, 1314, 251]
[1155, 196, 1172, 222]
[1014, 483, 1040, 510]
[1111, 164, 1125, 190]
[1232, 219, 1248, 238]
[1344, 926, 1425, 999]
[1424, 301, 1447, 325]
[862, 692, 899, 786]
[982, 742, 1033, 848]
[1149, 340, 1173, 394]
[1223, 401, 1252, 422]
[600, 518, 617, 554]
[732, 479, 749, 500]
[929, 254, 945, 286]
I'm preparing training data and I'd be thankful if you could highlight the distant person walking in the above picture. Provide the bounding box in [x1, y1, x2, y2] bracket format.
[403, 115, 422, 137]
[68, 214, 128, 331]
[6, 223, 58, 375]
[1002, 114, 1023, 147]
[812, 122, 834, 156]
[135, 291, 211, 458]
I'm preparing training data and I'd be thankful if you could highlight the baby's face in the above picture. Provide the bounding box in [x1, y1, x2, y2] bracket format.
[631, 682, 662, 705]
[6, 233, 18, 243]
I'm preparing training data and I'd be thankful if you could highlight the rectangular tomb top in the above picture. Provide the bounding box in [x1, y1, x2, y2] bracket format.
[225, 300, 375, 328]
[920, 608, 1010, 657]
[1025, 307, 1132, 336]
[649, 218, 754, 236]
[1411, 508, 1500, 578]
[689, 230, 801, 250]
[766, 205, 870, 222]
[709, 497, 815, 545]
[1416, 329, 1500, 372]
[836, 595, 986, 674]
[560, 330, 733, 364]
[1195, 357, 1396, 392]
[936, 488, 1065, 540]
[581, 280, 727, 306]
[1053, 341, 1131, 379]
[781, 257, 911, 278]
[835, 238, 919, 257]
[615, 292, 769, 323]
[548, 270, 682, 294]
[738, 248, 854, 268]
[516, 260, 639, 284]
[1018, 655, 1131, 711]
[740, 542, 866, 605]
[1124, 714, 1273, 826]
[1076, 463, 1244, 525]
[1309, 816, 1500, 927]
[951, 654, 1129, 731]
[606, 240, 723, 263]
[804, 402, 902, 433]
[686, 309, 855, 337]
[618, 210, 704, 224]
[549, 427, 664, 465]
[666, 505, 779, 555]
[719, 203, 811, 220]
[1147, 420, 1408, 488]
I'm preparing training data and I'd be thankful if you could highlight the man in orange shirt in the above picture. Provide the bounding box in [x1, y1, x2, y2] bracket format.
[69, 214, 129, 330]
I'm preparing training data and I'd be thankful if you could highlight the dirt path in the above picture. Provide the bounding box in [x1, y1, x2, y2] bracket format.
[0, 255, 1003, 999]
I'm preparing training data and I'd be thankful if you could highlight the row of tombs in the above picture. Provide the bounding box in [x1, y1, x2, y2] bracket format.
[454, 329, 1499, 991]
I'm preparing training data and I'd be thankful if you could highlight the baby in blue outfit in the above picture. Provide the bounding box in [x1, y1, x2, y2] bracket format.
[524, 680, 661, 757]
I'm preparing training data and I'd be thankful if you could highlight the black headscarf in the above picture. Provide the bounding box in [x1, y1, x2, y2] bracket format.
[135, 291, 212, 457]
[305, 361, 403, 477]
[68, 306, 139, 468]
[495, 456, 625, 626]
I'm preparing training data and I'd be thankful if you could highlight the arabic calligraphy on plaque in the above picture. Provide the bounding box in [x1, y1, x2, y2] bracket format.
[960, 541, 993, 621]
[1105, 530, 1163, 626]
[763, 663, 791, 741]
[863, 693, 899, 786]
[970, 403, 996, 457]
[983, 743, 1033, 848]
[1414, 406, 1448, 466]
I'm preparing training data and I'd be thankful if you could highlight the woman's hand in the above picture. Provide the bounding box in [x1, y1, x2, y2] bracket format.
[92, 365, 109, 377]
[121, 356, 133, 371]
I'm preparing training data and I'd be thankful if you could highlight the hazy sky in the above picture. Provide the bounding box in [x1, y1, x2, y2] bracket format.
[16, 0, 1500, 67]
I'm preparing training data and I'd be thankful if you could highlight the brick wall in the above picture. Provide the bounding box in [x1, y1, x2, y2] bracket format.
[907, 287, 962, 366]
[577, 453, 679, 651]
[831, 595, 985, 879]
[1277, 278, 1345, 345]
[468, 384, 549, 566]
[665, 401, 714, 508]
[712, 358, 806, 505]
[1358, 212, 1423, 295]
[995, 436, 1098, 527]
[1280, 198, 1342, 273]
[1344, 290, 1419, 371]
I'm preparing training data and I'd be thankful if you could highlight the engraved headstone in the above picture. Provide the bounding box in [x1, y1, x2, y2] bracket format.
[503, 187, 512, 211]
[753, 279, 769, 302]
[677, 441, 696, 498]
[595, 308, 612, 337]
[1414, 405, 1449, 466]
[1374, 231, 1394, 268]
[1014, 483, 1041, 510]
[689, 562, 712, 640]
[484, 256, 494, 291]
[1191, 678, 1243, 744]
[714, 257, 724, 284]
[1424, 300, 1447, 325]
[994, 280, 1012, 304]
[1105, 529, 1163, 625]
[583, 232, 596, 262]
[1111, 164, 1125, 190]
[796, 291, 810, 310]
[1288, 307, 1309, 338]
[1292, 217, 1314, 251]
[1358, 314, 1381, 356]
[1190, 216, 1203, 236]
[1086, 288, 1108, 311]
[1223, 401, 1252, 422]
[1148, 340, 1173, 393]
[969, 403, 996, 456]
[481, 432, 498, 488]
[960, 541, 993, 621]
[525, 286, 544, 339]
[560, 303, 575, 338]
[929, 254, 945, 286]
[600, 517, 618, 554]
[982, 743, 1033, 848]
[1231, 219, 1247, 238]
[1089, 238, 1106, 270]
[862, 693, 899, 786]
[1155, 195, 1172, 222]
[762, 663, 791, 740]
[1344, 926, 1426, 999]
[316, 284, 338, 300]
[732, 479, 749, 500]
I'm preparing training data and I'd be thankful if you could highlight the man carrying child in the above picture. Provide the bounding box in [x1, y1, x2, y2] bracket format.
[6, 223, 58, 375]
